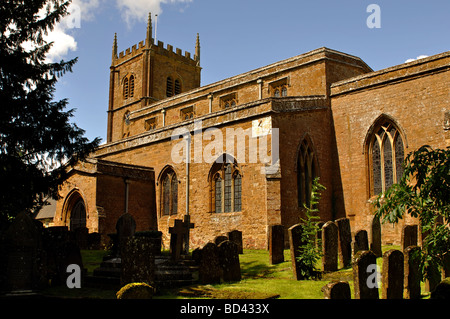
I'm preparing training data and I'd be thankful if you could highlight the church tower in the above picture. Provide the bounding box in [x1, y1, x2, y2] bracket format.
[107, 13, 202, 143]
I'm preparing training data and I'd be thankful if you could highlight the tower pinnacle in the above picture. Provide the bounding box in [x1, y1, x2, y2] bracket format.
[195, 33, 200, 66]
[112, 33, 118, 63]
[146, 12, 153, 46]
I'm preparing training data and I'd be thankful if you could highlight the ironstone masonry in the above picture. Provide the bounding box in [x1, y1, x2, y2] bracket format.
[53, 16, 450, 250]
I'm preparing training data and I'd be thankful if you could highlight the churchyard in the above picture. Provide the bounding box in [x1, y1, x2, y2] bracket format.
[2, 210, 448, 299]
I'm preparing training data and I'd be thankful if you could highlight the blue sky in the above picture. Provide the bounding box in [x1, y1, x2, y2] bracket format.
[51, 0, 450, 143]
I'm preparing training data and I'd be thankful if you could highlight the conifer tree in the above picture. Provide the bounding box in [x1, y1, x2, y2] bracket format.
[0, 0, 100, 226]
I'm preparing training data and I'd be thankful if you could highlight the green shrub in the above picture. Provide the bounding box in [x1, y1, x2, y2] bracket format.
[116, 282, 154, 299]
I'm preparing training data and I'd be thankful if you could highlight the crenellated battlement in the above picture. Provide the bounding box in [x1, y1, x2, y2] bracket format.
[114, 37, 199, 66]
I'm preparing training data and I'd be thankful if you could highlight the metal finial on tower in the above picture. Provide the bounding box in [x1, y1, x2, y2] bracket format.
[195, 33, 200, 66]
[146, 12, 153, 46]
[112, 33, 118, 62]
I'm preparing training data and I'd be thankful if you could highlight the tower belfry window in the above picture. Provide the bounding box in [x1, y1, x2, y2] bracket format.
[166, 77, 174, 97]
[123, 77, 129, 99]
[129, 75, 135, 98]
[174, 79, 182, 95]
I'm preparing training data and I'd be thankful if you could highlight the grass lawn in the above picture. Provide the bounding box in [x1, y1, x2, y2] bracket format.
[41, 245, 429, 299]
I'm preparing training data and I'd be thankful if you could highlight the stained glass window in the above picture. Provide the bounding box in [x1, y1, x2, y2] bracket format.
[369, 121, 405, 196]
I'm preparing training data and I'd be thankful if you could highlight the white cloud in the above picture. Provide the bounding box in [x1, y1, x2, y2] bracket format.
[44, 0, 103, 62]
[116, 0, 192, 26]
[405, 55, 429, 63]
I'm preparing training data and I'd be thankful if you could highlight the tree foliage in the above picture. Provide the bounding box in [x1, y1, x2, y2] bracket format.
[374, 145, 450, 280]
[0, 0, 100, 226]
[296, 177, 325, 279]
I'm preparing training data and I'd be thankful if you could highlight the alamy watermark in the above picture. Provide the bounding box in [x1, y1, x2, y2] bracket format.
[366, 263, 382, 288]
[170, 119, 280, 174]
[366, 4, 381, 29]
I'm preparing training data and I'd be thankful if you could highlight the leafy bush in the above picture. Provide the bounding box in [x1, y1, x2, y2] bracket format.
[296, 177, 325, 279]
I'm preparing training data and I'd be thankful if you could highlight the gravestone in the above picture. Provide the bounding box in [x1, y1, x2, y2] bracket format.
[353, 230, 369, 257]
[336, 218, 352, 268]
[353, 250, 379, 299]
[1, 211, 45, 292]
[370, 216, 382, 258]
[404, 246, 421, 299]
[431, 278, 450, 299]
[73, 227, 89, 250]
[218, 240, 241, 282]
[227, 230, 243, 254]
[288, 223, 305, 280]
[444, 253, 450, 279]
[322, 221, 338, 272]
[425, 263, 442, 293]
[120, 236, 155, 286]
[382, 249, 404, 299]
[402, 225, 418, 251]
[322, 281, 351, 299]
[198, 242, 221, 284]
[169, 218, 194, 261]
[214, 235, 228, 246]
[269, 224, 285, 264]
[116, 213, 136, 256]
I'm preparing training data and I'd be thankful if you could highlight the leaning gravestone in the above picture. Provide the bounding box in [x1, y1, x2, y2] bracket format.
[227, 230, 243, 254]
[353, 250, 379, 299]
[382, 249, 404, 299]
[120, 236, 155, 286]
[370, 216, 382, 258]
[322, 221, 338, 272]
[322, 281, 351, 299]
[199, 242, 221, 284]
[288, 223, 305, 280]
[116, 213, 136, 256]
[269, 224, 285, 264]
[401, 224, 418, 251]
[335, 218, 352, 268]
[404, 246, 421, 299]
[218, 240, 241, 282]
[353, 230, 369, 257]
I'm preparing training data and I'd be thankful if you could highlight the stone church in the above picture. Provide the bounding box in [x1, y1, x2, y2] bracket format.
[53, 15, 450, 249]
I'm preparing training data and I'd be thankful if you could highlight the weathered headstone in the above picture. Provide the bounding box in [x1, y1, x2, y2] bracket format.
[370, 216, 382, 258]
[322, 281, 351, 299]
[0, 211, 46, 292]
[353, 229, 369, 257]
[169, 219, 189, 261]
[199, 242, 221, 284]
[269, 225, 285, 264]
[404, 246, 421, 299]
[227, 230, 243, 254]
[382, 249, 404, 299]
[353, 250, 379, 299]
[116, 213, 136, 256]
[402, 224, 418, 251]
[431, 278, 450, 299]
[214, 235, 228, 246]
[120, 236, 155, 286]
[288, 223, 305, 280]
[322, 221, 338, 272]
[336, 218, 352, 268]
[444, 252, 450, 279]
[218, 240, 241, 282]
[425, 262, 442, 293]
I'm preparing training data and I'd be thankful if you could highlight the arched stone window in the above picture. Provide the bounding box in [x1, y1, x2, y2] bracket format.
[123, 77, 129, 99]
[129, 75, 135, 98]
[297, 137, 318, 208]
[160, 167, 178, 216]
[210, 154, 242, 213]
[368, 119, 405, 196]
[166, 77, 174, 97]
[174, 79, 182, 95]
